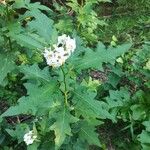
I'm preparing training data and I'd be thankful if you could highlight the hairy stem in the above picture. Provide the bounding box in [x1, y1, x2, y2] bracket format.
[61, 66, 68, 106]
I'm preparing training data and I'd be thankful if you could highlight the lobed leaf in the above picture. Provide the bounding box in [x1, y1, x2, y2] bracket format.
[73, 86, 113, 120]
[74, 42, 132, 71]
[79, 121, 101, 147]
[20, 64, 51, 83]
[1, 82, 57, 117]
[50, 106, 78, 149]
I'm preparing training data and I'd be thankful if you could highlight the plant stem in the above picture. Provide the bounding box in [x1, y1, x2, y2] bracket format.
[61, 66, 68, 106]
[81, 0, 84, 7]
[8, 37, 12, 51]
[6, 3, 12, 51]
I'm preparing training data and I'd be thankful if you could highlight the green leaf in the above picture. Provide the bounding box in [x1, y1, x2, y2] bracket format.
[73, 86, 112, 120]
[20, 64, 51, 82]
[74, 42, 132, 71]
[27, 2, 52, 11]
[6, 124, 28, 143]
[6, 22, 45, 49]
[12, 0, 28, 9]
[138, 130, 150, 144]
[0, 54, 16, 85]
[131, 105, 146, 121]
[13, 0, 52, 11]
[1, 82, 57, 117]
[106, 88, 130, 108]
[50, 106, 78, 149]
[79, 121, 101, 147]
[12, 33, 44, 49]
[106, 72, 120, 88]
[143, 121, 150, 132]
[73, 139, 88, 150]
[141, 144, 150, 150]
[27, 143, 39, 150]
[26, 10, 57, 43]
[105, 88, 130, 120]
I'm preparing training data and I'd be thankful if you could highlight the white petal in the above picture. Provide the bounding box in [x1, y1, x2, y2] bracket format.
[66, 38, 76, 53]
[26, 139, 34, 145]
[58, 34, 67, 45]
[43, 49, 52, 58]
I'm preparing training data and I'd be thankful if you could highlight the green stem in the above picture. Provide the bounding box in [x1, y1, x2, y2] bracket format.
[61, 66, 68, 106]
[81, 0, 84, 7]
[6, 3, 12, 51]
[8, 37, 12, 51]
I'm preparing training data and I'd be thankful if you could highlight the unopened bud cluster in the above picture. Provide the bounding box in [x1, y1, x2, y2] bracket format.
[43, 34, 76, 68]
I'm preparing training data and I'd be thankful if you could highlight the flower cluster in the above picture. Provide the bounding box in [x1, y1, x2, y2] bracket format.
[23, 130, 37, 145]
[43, 34, 76, 68]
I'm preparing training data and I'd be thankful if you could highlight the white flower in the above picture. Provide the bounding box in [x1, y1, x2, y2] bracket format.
[43, 34, 76, 68]
[23, 130, 37, 145]
[44, 47, 67, 67]
[65, 37, 76, 53]
[57, 35, 76, 53]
